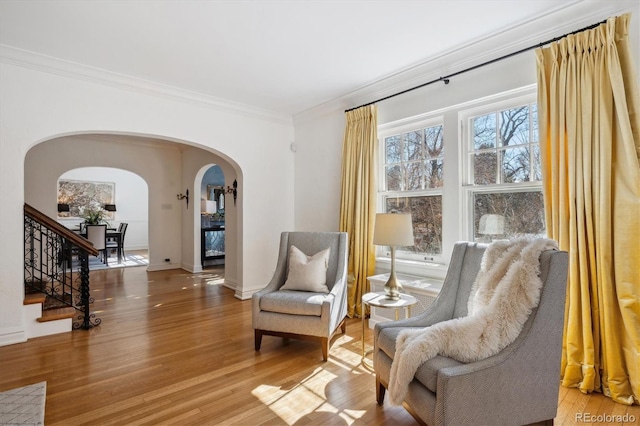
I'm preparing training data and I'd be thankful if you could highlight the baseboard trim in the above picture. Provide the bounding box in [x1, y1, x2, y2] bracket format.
[234, 285, 258, 300]
[0, 326, 27, 347]
[147, 263, 181, 272]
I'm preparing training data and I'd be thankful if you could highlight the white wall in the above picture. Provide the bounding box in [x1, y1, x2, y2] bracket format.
[0, 56, 293, 346]
[55, 167, 149, 251]
[293, 2, 640, 272]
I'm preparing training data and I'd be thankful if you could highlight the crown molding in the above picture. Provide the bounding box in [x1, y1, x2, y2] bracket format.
[0, 44, 293, 126]
[293, 0, 637, 125]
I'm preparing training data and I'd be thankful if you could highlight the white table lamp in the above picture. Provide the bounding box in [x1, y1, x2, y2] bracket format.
[374, 213, 414, 300]
[479, 214, 505, 241]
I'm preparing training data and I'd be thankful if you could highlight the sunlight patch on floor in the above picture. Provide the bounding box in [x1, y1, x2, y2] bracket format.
[252, 368, 341, 425]
[252, 337, 369, 425]
[205, 277, 225, 285]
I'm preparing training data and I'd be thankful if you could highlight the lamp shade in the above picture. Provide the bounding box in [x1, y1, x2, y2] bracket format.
[373, 213, 414, 246]
[479, 214, 504, 235]
[104, 204, 117, 212]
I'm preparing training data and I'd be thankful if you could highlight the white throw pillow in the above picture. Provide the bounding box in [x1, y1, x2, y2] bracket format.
[280, 245, 331, 293]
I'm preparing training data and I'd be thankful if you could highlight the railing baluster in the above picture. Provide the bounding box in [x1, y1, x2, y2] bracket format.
[24, 206, 101, 330]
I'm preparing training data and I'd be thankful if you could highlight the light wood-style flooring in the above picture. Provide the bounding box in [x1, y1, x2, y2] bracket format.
[0, 267, 638, 425]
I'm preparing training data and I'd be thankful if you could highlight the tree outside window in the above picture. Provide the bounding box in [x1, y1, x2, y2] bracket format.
[382, 123, 443, 256]
[468, 103, 545, 241]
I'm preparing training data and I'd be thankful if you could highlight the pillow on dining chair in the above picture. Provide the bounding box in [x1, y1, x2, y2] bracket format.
[280, 245, 331, 293]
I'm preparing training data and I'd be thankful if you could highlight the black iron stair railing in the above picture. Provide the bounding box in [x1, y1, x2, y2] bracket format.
[24, 203, 101, 330]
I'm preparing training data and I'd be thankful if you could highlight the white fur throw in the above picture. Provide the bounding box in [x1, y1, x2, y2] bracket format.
[387, 237, 558, 405]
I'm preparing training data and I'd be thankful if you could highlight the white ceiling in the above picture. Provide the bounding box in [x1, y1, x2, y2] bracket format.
[0, 0, 587, 116]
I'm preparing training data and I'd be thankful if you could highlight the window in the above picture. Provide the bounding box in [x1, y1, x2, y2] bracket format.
[380, 121, 444, 259]
[464, 100, 545, 242]
[376, 87, 542, 277]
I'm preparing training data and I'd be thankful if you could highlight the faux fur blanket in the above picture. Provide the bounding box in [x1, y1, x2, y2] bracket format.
[388, 237, 558, 405]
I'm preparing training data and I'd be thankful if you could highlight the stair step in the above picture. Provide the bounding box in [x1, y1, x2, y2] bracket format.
[24, 293, 46, 305]
[37, 307, 76, 322]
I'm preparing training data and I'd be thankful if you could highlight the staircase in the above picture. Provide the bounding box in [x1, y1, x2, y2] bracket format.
[23, 203, 100, 337]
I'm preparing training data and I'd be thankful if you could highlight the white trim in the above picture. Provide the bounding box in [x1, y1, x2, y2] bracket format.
[224, 280, 237, 293]
[375, 257, 448, 281]
[146, 263, 182, 272]
[234, 283, 255, 300]
[0, 326, 27, 347]
[0, 44, 293, 125]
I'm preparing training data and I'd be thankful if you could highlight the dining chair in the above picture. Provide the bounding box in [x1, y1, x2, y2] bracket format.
[106, 222, 128, 262]
[86, 224, 108, 265]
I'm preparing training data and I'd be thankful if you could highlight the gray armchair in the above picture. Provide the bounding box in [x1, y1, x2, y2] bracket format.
[252, 232, 348, 361]
[373, 241, 568, 426]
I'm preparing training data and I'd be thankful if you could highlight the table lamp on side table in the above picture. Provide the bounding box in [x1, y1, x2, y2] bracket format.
[373, 213, 414, 300]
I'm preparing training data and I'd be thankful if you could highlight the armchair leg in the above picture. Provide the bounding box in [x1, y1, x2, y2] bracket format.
[376, 375, 386, 405]
[321, 337, 329, 362]
[254, 330, 263, 351]
[340, 318, 347, 334]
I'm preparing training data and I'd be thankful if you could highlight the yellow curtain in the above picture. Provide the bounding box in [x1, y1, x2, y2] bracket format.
[339, 105, 378, 318]
[536, 14, 640, 405]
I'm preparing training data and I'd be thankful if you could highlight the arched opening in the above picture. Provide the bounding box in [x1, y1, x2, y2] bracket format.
[197, 165, 226, 270]
[24, 132, 242, 289]
[56, 167, 149, 266]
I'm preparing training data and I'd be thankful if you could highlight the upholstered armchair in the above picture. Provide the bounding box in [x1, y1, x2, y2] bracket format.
[252, 232, 348, 361]
[373, 241, 568, 426]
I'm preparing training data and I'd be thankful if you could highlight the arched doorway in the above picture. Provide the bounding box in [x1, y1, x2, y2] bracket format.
[24, 132, 242, 290]
[57, 167, 149, 265]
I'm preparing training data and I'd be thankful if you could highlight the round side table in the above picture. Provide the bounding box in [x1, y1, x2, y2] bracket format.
[361, 291, 417, 368]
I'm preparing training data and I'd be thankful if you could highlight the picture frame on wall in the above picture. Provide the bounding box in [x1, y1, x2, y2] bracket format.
[57, 179, 115, 219]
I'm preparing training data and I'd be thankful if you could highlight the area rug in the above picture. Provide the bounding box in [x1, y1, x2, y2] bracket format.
[0, 382, 46, 425]
[73, 252, 149, 271]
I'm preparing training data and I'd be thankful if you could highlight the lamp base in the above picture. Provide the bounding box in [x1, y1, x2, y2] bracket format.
[384, 274, 403, 300]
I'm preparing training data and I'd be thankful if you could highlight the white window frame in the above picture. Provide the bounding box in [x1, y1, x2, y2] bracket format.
[458, 93, 543, 240]
[378, 114, 446, 264]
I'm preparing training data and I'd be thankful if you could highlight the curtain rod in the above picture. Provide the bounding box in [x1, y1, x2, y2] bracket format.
[345, 18, 608, 113]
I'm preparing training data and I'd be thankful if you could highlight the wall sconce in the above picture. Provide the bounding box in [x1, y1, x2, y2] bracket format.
[226, 179, 238, 206]
[104, 204, 117, 212]
[177, 189, 190, 209]
[57, 203, 70, 213]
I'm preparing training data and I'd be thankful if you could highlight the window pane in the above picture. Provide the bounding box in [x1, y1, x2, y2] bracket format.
[474, 152, 497, 185]
[425, 159, 444, 188]
[473, 113, 496, 149]
[499, 105, 529, 146]
[425, 125, 444, 157]
[386, 165, 402, 191]
[404, 162, 423, 190]
[474, 191, 545, 241]
[385, 195, 442, 254]
[500, 146, 530, 183]
[385, 135, 401, 163]
[403, 131, 422, 161]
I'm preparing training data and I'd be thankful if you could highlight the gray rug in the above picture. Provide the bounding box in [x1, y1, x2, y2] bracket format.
[0, 382, 46, 425]
[73, 252, 149, 271]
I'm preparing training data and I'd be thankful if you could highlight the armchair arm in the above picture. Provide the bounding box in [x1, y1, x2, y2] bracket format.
[321, 271, 348, 331]
[433, 327, 559, 425]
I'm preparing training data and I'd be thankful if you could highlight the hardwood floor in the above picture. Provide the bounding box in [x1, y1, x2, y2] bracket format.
[0, 267, 638, 425]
